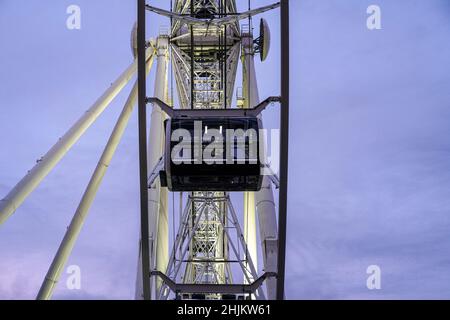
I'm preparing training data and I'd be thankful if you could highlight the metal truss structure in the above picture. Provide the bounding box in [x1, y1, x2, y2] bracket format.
[137, 0, 287, 300]
[0, 0, 289, 301]
[167, 1, 243, 298]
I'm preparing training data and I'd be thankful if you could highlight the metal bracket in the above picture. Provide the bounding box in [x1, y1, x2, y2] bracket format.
[145, 3, 280, 28]
[147, 156, 164, 189]
[268, 175, 280, 189]
[263, 165, 280, 189]
[151, 270, 277, 295]
[146, 96, 281, 118]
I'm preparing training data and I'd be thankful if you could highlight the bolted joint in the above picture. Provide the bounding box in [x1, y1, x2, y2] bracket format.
[156, 35, 170, 56]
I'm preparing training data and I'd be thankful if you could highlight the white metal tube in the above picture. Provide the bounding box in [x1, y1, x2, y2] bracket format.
[242, 32, 278, 299]
[0, 54, 149, 227]
[241, 33, 259, 284]
[37, 51, 155, 300]
[244, 193, 257, 282]
[147, 35, 169, 297]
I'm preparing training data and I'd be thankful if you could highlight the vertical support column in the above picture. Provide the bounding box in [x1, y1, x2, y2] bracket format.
[190, 0, 195, 109]
[148, 35, 170, 297]
[137, 0, 151, 301]
[241, 31, 258, 285]
[242, 29, 278, 299]
[277, 0, 290, 301]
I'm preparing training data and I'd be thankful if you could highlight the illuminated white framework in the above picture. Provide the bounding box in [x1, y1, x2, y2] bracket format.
[0, 0, 282, 301]
[143, 0, 280, 300]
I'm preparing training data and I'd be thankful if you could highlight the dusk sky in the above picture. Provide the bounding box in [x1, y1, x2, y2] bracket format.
[1, 0, 450, 299]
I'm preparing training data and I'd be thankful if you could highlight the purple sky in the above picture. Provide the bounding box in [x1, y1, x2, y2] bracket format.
[1, 0, 450, 299]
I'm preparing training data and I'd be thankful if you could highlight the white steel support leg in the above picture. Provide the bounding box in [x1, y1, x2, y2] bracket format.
[241, 32, 259, 284]
[242, 31, 278, 300]
[244, 193, 257, 284]
[255, 178, 278, 300]
[225, 198, 265, 300]
[37, 51, 156, 300]
[0, 55, 149, 226]
[147, 35, 169, 298]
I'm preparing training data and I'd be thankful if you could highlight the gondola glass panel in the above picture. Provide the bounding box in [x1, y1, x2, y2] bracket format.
[163, 117, 263, 191]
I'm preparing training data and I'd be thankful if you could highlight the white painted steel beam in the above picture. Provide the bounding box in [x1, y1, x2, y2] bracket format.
[242, 29, 278, 300]
[37, 51, 156, 300]
[147, 35, 170, 298]
[0, 51, 152, 226]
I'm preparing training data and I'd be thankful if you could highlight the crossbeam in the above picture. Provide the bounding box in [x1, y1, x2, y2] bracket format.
[151, 270, 276, 295]
[147, 96, 281, 118]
